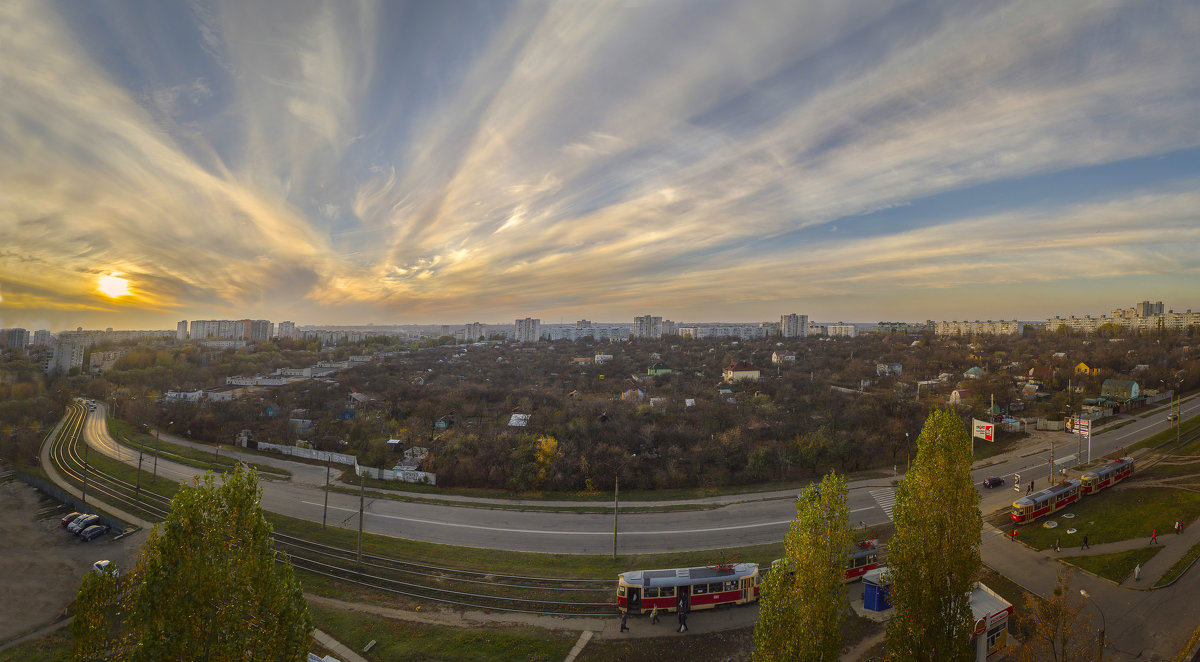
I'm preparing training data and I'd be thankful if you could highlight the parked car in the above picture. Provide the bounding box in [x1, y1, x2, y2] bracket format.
[69, 514, 101, 534]
[983, 477, 1005, 488]
[92, 560, 118, 576]
[61, 511, 82, 527]
[80, 524, 110, 542]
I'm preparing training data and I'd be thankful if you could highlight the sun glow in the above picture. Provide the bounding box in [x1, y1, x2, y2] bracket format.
[98, 275, 130, 297]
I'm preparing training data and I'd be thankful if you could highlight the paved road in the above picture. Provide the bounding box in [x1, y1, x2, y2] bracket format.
[77, 397, 1197, 555]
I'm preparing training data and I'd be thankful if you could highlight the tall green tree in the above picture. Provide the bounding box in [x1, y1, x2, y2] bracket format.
[885, 408, 981, 661]
[73, 467, 312, 661]
[753, 471, 852, 661]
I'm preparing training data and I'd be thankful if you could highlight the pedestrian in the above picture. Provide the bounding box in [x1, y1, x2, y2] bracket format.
[650, 605, 659, 624]
[1151, 529, 1158, 545]
[1135, 563, 1141, 581]
[1010, 528, 1016, 542]
[1176, 520, 1182, 534]
[1054, 538, 1060, 553]
[620, 609, 629, 632]
[1082, 534, 1089, 549]
[678, 610, 688, 633]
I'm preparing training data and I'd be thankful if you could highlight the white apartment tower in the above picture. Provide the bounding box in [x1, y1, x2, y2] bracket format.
[465, 322, 484, 342]
[634, 315, 663, 339]
[177, 320, 188, 340]
[277, 321, 297, 339]
[780, 313, 809, 338]
[515, 318, 541, 343]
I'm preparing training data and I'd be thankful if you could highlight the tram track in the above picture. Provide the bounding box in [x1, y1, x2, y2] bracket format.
[46, 403, 616, 616]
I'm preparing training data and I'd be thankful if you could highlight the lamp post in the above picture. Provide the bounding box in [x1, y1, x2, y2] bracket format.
[154, 422, 169, 483]
[1080, 589, 1105, 661]
[613, 454, 636, 561]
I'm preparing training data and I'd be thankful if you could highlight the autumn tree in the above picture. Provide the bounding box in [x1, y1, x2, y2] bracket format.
[753, 471, 852, 661]
[885, 407, 981, 661]
[1011, 570, 1098, 662]
[73, 466, 312, 661]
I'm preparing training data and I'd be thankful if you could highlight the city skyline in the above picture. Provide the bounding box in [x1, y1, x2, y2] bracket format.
[2, 1, 1199, 331]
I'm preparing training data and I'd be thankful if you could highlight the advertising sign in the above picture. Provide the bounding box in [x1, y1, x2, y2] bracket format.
[972, 418, 995, 442]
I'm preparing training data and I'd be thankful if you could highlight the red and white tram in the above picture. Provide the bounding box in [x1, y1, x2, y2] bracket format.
[1012, 479, 1081, 524]
[845, 540, 881, 581]
[616, 563, 759, 614]
[1079, 457, 1134, 495]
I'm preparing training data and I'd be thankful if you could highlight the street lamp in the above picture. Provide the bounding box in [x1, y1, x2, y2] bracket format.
[613, 454, 637, 561]
[1080, 589, 1105, 661]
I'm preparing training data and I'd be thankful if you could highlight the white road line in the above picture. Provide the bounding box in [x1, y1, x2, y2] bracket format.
[299, 501, 793, 536]
[869, 488, 897, 521]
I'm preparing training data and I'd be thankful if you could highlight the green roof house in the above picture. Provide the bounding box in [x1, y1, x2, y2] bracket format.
[647, 362, 673, 376]
[1100, 379, 1139, 401]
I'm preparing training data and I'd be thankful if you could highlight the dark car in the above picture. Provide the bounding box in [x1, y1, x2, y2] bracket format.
[1168, 413, 1179, 422]
[983, 477, 1005, 488]
[61, 511, 83, 527]
[80, 524, 110, 542]
[69, 514, 101, 534]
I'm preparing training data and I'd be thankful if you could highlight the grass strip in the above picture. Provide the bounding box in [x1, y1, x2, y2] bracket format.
[0, 627, 73, 662]
[1061, 547, 1161, 583]
[1154, 538, 1200, 587]
[107, 418, 289, 477]
[308, 601, 574, 662]
[324, 485, 721, 514]
[1130, 416, 1200, 452]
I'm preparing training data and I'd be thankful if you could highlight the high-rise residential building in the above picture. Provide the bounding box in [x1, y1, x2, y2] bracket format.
[935, 320, 1026, 336]
[827, 322, 857, 338]
[1, 328, 30, 350]
[515, 318, 541, 343]
[176, 320, 188, 340]
[465, 322, 485, 341]
[32, 329, 52, 346]
[780, 313, 809, 338]
[277, 321, 296, 339]
[44, 341, 85, 375]
[634, 315, 663, 339]
[1135, 301, 1165, 317]
[189, 319, 272, 342]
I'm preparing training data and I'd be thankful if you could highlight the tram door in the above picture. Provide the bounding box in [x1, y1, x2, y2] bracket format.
[627, 587, 641, 613]
[740, 577, 751, 603]
[677, 586, 690, 612]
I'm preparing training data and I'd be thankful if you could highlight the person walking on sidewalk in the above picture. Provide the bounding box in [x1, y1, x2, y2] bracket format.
[1135, 563, 1142, 581]
[677, 610, 689, 633]
[1054, 538, 1060, 552]
[1082, 534, 1089, 549]
[1176, 520, 1182, 535]
[650, 605, 659, 624]
[620, 609, 629, 632]
[1151, 529, 1158, 545]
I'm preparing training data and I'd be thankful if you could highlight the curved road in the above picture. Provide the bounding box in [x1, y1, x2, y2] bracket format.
[77, 397, 1198, 554]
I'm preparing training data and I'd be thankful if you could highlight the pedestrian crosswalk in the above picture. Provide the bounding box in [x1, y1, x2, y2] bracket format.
[870, 488, 897, 521]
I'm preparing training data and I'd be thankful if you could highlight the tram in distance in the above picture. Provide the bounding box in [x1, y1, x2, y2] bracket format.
[1012, 457, 1134, 524]
[771, 539, 883, 583]
[616, 562, 759, 614]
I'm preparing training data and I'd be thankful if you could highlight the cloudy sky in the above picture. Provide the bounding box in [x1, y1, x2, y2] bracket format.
[2, 0, 1199, 331]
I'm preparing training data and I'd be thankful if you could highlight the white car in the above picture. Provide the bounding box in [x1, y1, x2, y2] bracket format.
[92, 560, 118, 576]
[69, 514, 100, 534]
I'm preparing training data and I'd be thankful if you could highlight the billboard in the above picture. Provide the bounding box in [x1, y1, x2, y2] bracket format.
[972, 418, 995, 442]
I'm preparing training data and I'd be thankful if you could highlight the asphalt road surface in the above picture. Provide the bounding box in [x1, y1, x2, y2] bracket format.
[78, 397, 1197, 554]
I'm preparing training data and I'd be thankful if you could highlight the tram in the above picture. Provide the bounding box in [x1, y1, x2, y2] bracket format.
[616, 562, 759, 614]
[1079, 457, 1134, 495]
[845, 539, 881, 581]
[1011, 479, 1081, 524]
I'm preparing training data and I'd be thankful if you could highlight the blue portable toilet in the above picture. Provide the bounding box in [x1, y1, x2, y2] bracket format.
[863, 566, 892, 611]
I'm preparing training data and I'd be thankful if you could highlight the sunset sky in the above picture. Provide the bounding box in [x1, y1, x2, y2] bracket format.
[2, 1, 1199, 332]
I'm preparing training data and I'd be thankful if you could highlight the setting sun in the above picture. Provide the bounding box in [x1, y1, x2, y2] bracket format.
[98, 275, 130, 298]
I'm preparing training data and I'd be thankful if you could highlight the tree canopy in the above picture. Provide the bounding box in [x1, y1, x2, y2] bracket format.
[73, 466, 312, 661]
[753, 471, 852, 661]
[885, 408, 981, 661]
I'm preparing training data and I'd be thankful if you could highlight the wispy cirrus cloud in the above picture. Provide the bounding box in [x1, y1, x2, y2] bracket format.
[1, 0, 1198, 330]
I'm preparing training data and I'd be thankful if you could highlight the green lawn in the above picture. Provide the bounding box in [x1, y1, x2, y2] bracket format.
[1130, 416, 1200, 452]
[1061, 547, 1162, 583]
[107, 418, 289, 477]
[325, 484, 723, 514]
[309, 602, 574, 662]
[1155, 539, 1200, 587]
[1006, 487, 1200, 551]
[0, 627, 73, 662]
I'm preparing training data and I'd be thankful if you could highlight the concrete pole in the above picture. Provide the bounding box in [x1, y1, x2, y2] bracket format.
[612, 474, 619, 561]
[323, 455, 331, 528]
[357, 471, 365, 568]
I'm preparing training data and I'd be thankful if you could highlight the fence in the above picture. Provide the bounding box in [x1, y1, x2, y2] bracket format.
[256, 442, 437, 485]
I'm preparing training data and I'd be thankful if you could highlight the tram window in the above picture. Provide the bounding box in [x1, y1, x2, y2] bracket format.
[693, 584, 707, 595]
[646, 587, 659, 599]
[660, 586, 674, 598]
[724, 581, 737, 592]
[617, 586, 626, 597]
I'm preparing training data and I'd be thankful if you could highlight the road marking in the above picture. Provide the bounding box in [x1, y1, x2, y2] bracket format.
[299, 501, 794, 536]
[869, 488, 897, 521]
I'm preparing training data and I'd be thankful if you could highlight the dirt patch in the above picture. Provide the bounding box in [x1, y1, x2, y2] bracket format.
[0, 479, 134, 643]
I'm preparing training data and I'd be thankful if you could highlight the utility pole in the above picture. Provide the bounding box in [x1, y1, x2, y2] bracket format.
[81, 437, 89, 503]
[612, 474, 619, 561]
[135, 442, 144, 501]
[153, 425, 164, 483]
[357, 470, 365, 568]
[323, 455, 331, 528]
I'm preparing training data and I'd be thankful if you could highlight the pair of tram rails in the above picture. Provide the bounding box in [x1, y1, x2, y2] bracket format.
[615, 540, 881, 614]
